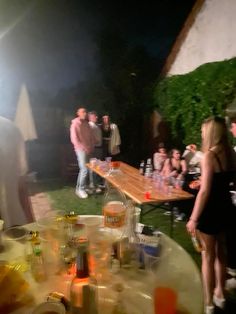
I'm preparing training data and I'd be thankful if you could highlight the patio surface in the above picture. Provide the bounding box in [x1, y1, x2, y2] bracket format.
[29, 182, 53, 220]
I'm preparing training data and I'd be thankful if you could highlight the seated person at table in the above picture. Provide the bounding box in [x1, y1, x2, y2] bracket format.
[161, 148, 187, 181]
[0, 116, 35, 228]
[161, 149, 187, 221]
[182, 144, 203, 174]
[182, 144, 203, 193]
[153, 143, 167, 172]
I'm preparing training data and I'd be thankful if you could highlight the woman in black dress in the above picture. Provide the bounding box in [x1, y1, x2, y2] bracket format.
[186, 117, 236, 314]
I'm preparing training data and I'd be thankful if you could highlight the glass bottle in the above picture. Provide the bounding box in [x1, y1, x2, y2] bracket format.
[191, 235, 202, 253]
[112, 282, 127, 314]
[139, 160, 145, 176]
[70, 238, 98, 314]
[118, 200, 140, 269]
[144, 158, 153, 178]
[31, 234, 47, 282]
[103, 186, 127, 243]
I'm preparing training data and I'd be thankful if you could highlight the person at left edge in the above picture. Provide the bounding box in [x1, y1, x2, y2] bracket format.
[70, 108, 95, 199]
[0, 116, 35, 228]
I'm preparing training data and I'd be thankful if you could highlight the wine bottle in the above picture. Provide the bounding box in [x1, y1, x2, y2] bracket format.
[191, 236, 202, 253]
[70, 238, 98, 314]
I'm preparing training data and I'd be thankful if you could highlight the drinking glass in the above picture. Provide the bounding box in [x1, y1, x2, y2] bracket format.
[134, 207, 141, 225]
[167, 185, 173, 195]
[90, 158, 97, 168]
[3, 226, 27, 242]
[32, 301, 66, 314]
[175, 178, 184, 189]
[105, 156, 112, 163]
[2, 226, 28, 270]
[142, 247, 160, 272]
[37, 210, 66, 274]
[83, 216, 103, 239]
[88, 229, 112, 280]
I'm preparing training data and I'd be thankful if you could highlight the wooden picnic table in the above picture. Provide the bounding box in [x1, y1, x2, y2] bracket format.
[87, 161, 194, 238]
[87, 161, 193, 205]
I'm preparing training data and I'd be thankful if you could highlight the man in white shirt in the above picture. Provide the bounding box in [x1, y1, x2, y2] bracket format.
[0, 116, 34, 228]
[182, 144, 203, 174]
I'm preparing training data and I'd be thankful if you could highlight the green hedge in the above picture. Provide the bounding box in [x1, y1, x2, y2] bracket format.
[153, 58, 236, 145]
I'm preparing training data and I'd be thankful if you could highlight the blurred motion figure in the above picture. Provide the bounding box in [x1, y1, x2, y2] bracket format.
[0, 116, 34, 228]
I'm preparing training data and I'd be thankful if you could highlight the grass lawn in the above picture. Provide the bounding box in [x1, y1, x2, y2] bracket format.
[39, 178, 201, 268]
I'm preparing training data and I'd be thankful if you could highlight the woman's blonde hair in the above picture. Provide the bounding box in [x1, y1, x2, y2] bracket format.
[201, 117, 229, 152]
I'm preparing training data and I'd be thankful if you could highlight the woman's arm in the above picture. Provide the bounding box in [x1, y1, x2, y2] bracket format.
[153, 153, 158, 170]
[161, 158, 170, 176]
[186, 152, 214, 235]
[178, 159, 187, 178]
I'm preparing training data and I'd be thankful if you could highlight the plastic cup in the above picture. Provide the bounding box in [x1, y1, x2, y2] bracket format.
[142, 246, 160, 272]
[37, 210, 66, 241]
[3, 226, 27, 242]
[83, 216, 103, 238]
[88, 229, 112, 279]
[144, 183, 152, 200]
[175, 178, 184, 190]
[105, 156, 112, 163]
[2, 226, 28, 269]
[167, 185, 173, 195]
[154, 286, 177, 314]
[37, 210, 66, 274]
[90, 158, 97, 167]
[134, 207, 141, 225]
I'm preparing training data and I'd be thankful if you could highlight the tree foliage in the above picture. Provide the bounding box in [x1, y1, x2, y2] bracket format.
[153, 58, 236, 146]
[97, 28, 160, 162]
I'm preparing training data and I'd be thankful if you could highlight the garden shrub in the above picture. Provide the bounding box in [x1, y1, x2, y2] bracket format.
[154, 58, 236, 145]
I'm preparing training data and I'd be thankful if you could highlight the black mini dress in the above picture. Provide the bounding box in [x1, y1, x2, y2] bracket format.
[197, 151, 236, 235]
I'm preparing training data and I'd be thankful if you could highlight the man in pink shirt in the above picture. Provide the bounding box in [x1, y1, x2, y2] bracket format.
[70, 107, 95, 198]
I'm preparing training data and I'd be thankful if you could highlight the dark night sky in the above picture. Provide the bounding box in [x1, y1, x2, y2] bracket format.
[0, 0, 195, 114]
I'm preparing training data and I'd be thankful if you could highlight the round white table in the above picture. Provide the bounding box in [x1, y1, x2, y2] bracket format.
[0, 215, 203, 314]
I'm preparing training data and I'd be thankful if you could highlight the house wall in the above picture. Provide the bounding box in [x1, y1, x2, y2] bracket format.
[168, 0, 236, 75]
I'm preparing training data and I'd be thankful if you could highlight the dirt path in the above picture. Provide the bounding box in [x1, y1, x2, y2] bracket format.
[29, 182, 53, 220]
